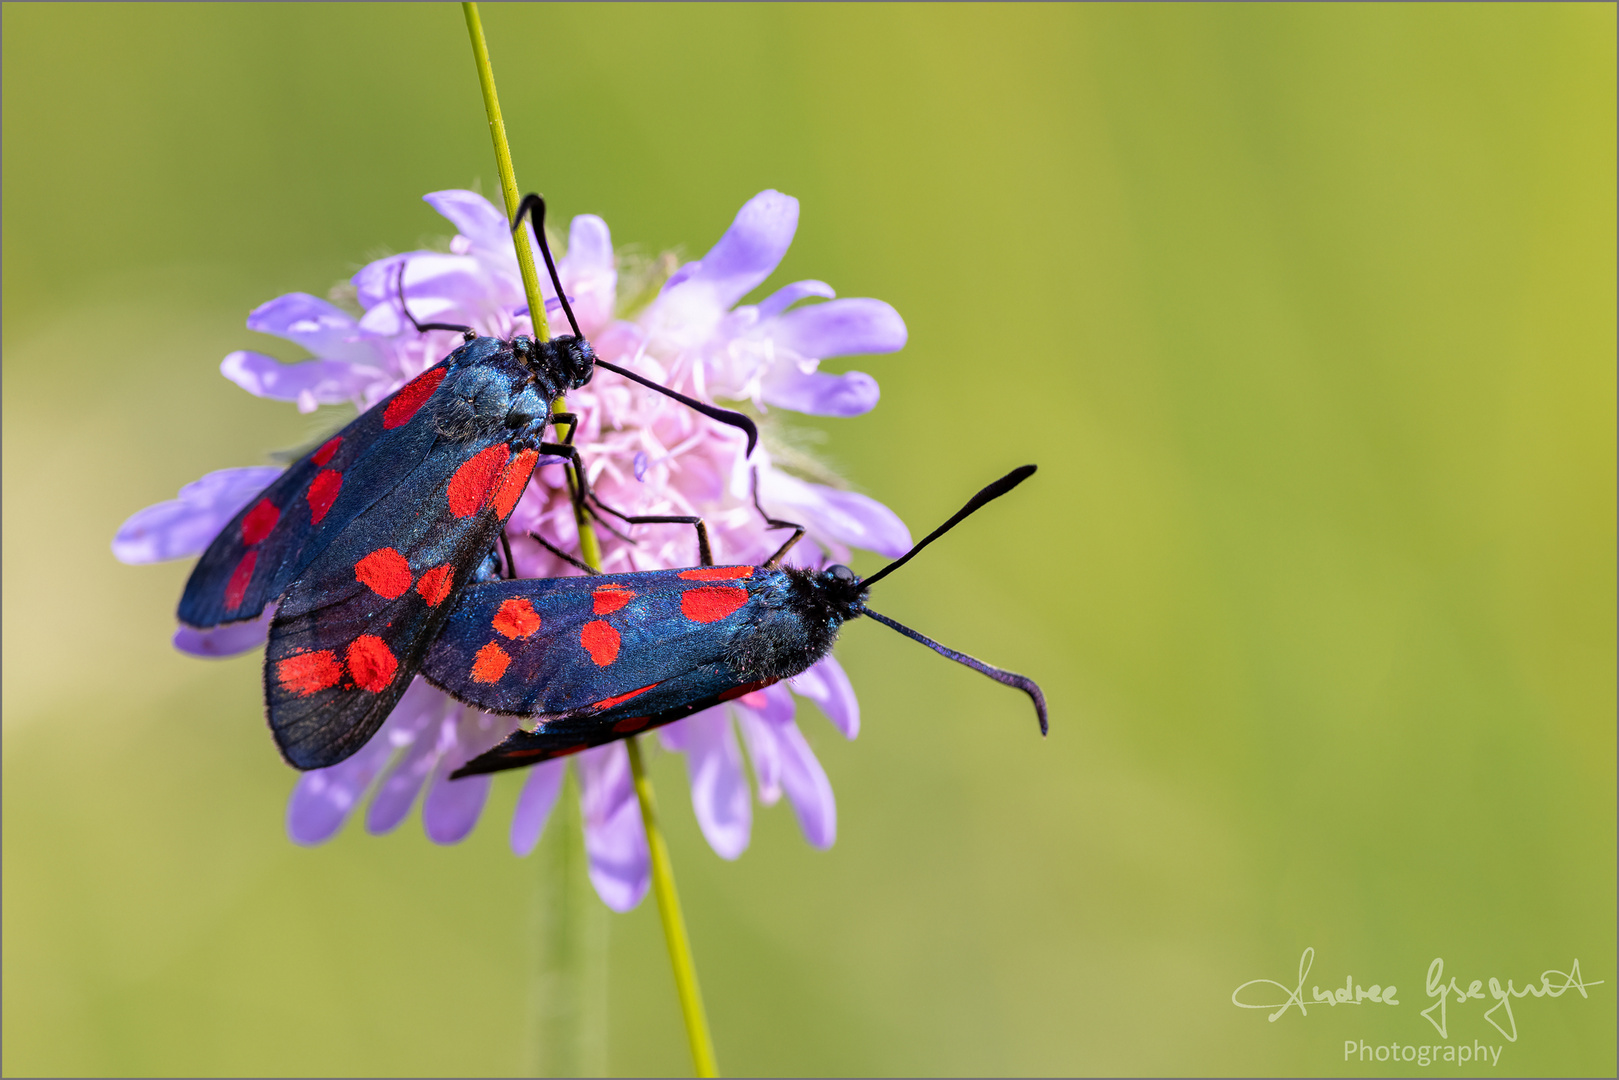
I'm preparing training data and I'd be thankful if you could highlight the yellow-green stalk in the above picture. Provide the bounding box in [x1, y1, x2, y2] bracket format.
[462, 5, 715, 1074]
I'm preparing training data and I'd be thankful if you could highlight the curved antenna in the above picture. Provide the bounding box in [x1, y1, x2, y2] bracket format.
[594, 358, 759, 457]
[511, 192, 760, 457]
[861, 465, 1036, 590]
[395, 260, 475, 339]
[511, 193, 582, 338]
[860, 605, 1048, 735]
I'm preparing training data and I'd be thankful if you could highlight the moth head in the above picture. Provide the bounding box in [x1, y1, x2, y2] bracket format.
[550, 335, 597, 390]
[820, 563, 868, 608]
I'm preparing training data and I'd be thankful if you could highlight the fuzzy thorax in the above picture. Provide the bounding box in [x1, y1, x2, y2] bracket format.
[724, 565, 868, 683]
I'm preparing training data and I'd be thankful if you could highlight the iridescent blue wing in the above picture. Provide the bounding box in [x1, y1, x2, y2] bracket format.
[263, 430, 546, 769]
[421, 566, 782, 775]
[177, 337, 504, 629]
[254, 343, 562, 769]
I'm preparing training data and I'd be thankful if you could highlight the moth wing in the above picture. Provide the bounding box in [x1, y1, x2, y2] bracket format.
[264, 430, 545, 769]
[177, 347, 473, 629]
[422, 566, 767, 718]
[450, 665, 773, 778]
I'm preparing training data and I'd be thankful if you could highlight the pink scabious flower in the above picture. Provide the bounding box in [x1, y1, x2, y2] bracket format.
[114, 189, 910, 910]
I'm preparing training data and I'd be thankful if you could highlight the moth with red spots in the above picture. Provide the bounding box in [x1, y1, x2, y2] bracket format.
[178, 195, 757, 769]
[419, 467, 1049, 778]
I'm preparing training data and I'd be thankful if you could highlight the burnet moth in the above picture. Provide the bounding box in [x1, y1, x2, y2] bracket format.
[417, 466, 1049, 778]
[180, 195, 757, 770]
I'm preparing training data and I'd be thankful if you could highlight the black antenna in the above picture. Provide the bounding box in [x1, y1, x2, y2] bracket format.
[510, 192, 760, 457]
[395, 261, 475, 339]
[860, 605, 1048, 734]
[861, 465, 1036, 590]
[511, 193, 583, 338]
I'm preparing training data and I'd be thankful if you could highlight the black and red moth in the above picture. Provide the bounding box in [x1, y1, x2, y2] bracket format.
[420, 467, 1049, 779]
[179, 195, 755, 770]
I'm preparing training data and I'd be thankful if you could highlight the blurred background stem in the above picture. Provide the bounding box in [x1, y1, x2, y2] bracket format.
[530, 769, 608, 1077]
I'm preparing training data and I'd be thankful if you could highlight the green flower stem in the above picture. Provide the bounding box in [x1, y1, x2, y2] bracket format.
[626, 736, 719, 1078]
[461, 1, 549, 342]
[461, 5, 716, 1075]
[462, 2, 602, 572]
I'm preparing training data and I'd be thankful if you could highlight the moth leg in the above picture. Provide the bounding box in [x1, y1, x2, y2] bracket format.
[538, 441, 593, 517]
[499, 530, 518, 580]
[536, 434, 632, 543]
[592, 498, 713, 567]
[549, 412, 579, 445]
[395, 261, 475, 340]
[528, 531, 601, 576]
[753, 467, 806, 568]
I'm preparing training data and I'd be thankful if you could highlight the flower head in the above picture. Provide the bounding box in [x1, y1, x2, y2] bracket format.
[114, 190, 908, 909]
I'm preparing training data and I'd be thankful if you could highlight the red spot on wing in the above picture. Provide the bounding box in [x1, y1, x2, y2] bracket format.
[492, 598, 541, 639]
[416, 563, 454, 606]
[240, 498, 280, 545]
[471, 642, 511, 683]
[224, 550, 257, 611]
[492, 448, 539, 519]
[447, 445, 512, 517]
[612, 716, 651, 734]
[277, 649, 343, 696]
[592, 584, 636, 615]
[550, 743, 590, 758]
[681, 585, 749, 624]
[383, 367, 446, 429]
[311, 436, 343, 466]
[580, 620, 621, 666]
[307, 469, 343, 524]
[595, 683, 659, 710]
[354, 547, 413, 599]
[679, 566, 755, 581]
[346, 635, 397, 692]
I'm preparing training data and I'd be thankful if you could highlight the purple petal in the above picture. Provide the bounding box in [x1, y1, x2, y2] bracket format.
[778, 722, 837, 848]
[112, 466, 284, 564]
[735, 711, 782, 805]
[286, 726, 395, 845]
[761, 369, 880, 417]
[419, 706, 514, 845]
[352, 252, 413, 311]
[756, 279, 835, 321]
[577, 744, 649, 912]
[173, 606, 273, 658]
[422, 764, 491, 845]
[365, 688, 456, 834]
[661, 710, 751, 860]
[558, 214, 616, 333]
[662, 261, 700, 292]
[510, 759, 567, 856]
[789, 655, 860, 739]
[424, 190, 511, 255]
[771, 297, 907, 358]
[358, 252, 519, 336]
[246, 293, 379, 364]
[752, 682, 798, 725]
[757, 469, 912, 558]
[733, 684, 795, 805]
[220, 351, 375, 413]
[563, 214, 613, 275]
[667, 190, 798, 310]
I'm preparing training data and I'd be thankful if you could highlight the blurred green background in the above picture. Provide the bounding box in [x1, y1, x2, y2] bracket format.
[3, 3, 1613, 1076]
